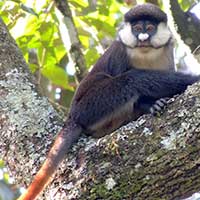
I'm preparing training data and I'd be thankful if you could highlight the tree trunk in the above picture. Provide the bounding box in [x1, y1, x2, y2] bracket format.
[0, 16, 200, 200]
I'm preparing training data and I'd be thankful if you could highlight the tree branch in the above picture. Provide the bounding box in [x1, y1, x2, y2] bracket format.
[54, 0, 87, 82]
[169, 0, 200, 55]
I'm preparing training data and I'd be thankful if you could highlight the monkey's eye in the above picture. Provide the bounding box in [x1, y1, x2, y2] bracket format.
[146, 24, 155, 32]
[132, 24, 143, 32]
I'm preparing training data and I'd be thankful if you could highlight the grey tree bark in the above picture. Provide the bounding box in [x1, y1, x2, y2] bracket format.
[0, 16, 200, 200]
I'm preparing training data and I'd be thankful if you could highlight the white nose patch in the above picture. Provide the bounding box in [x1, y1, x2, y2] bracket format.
[138, 33, 149, 41]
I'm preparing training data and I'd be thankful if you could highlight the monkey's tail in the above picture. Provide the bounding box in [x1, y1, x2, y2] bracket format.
[17, 119, 82, 200]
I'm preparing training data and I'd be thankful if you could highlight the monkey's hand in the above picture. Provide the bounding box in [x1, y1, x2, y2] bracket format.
[149, 98, 169, 116]
[135, 97, 169, 116]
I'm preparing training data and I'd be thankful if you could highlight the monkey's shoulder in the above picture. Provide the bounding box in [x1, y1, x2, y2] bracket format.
[91, 41, 131, 76]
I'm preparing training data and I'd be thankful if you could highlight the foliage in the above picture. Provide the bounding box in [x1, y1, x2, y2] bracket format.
[178, 0, 197, 10]
[0, 0, 126, 102]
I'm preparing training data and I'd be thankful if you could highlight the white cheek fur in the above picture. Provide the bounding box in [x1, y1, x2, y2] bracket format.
[151, 22, 172, 48]
[118, 23, 137, 48]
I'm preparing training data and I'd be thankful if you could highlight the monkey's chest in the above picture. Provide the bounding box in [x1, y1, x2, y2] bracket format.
[127, 47, 171, 71]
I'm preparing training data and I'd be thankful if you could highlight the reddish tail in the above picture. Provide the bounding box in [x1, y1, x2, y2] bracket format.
[17, 120, 82, 200]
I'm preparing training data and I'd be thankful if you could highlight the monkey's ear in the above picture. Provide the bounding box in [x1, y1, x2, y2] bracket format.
[151, 22, 173, 48]
[117, 23, 137, 48]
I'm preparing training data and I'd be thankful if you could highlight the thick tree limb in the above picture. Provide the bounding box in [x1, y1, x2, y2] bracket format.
[38, 82, 200, 200]
[1, 15, 200, 200]
[0, 17, 63, 199]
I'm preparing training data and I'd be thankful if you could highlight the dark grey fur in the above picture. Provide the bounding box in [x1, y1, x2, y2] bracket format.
[125, 3, 167, 23]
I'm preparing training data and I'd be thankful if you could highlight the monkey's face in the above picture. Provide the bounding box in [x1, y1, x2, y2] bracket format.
[131, 20, 157, 48]
[118, 20, 172, 51]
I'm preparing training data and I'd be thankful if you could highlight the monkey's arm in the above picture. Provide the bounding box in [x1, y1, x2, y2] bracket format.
[69, 69, 199, 137]
[89, 41, 131, 76]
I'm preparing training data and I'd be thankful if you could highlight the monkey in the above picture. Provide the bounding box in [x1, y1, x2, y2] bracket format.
[17, 3, 200, 200]
[117, 3, 175, 72]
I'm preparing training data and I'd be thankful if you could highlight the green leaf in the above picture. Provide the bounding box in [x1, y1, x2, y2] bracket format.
[178, 0, 195, 11]
[53, 43, 66, 62]
[10, 0, 20, 3]
[23, 16, 40, 36]
[0, 160, 4, 168]
[85, 48, 99, 67]
[84, 17, 115, 36]
[3, 173, 9, 183]
[69, 0, 88, 9]
[41, 65, 70, 89]
[38, 22, 55, 46]
[29, 63, 39, 73]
